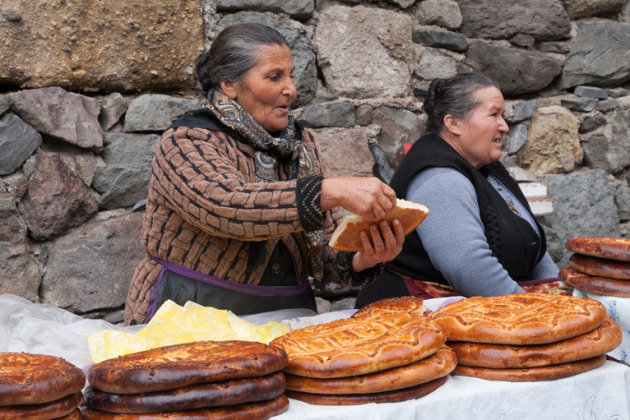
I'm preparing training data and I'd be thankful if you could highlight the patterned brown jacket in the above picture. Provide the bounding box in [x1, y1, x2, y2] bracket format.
[124, 124, 379, 324]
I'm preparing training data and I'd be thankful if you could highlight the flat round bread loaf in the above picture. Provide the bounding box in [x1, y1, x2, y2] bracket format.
[82, 394, 289, 420]
[0, 392, 82, 420]
[285, 345, 455, 394]
[0, 352, 86, 406]
[453, 354, 606, 382]
[430, 293, 606, 345]
[450, 317, 621, 368]
[329, 198, 429, 252]
[270, 314, 445, 378]
[60, 408, 82, 420]
[566, 237, 630, 262]
[569, 253, 630, 280]
[85, 372, 285, 414]
[560, 267, 630, 297]
[88, 341, 287, 394]
[352, 296, 426, 319]
[286, 376, 446, 405]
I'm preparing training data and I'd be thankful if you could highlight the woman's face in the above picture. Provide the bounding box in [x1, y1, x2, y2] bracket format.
[447, 86, 509, 169]
[223, 43, 296, 132]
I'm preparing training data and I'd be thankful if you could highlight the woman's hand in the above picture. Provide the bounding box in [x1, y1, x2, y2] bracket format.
[321, 177, 397, 221]
[352, 219, 406, 272]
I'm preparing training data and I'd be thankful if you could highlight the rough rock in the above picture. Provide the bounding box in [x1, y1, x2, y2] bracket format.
[370, 142, 395, 184]
[386, 0, 416, 9]
[561, 0, 626, 19]
[457, 0, 571, 41]
[620, 1, 630, 23]
[595, 99, 620, 113]
[412, 27, 469, 52]
[537, 42, 571, 54]
[561, 96, 598, 112]
[315, 4, 412, 98]
[355, 105, 373, 126]
[99, 93, 128, 131]
[0, 113, 42, 176]
[507, 124, 527, 155]
[8, 87, 103, 151]
[616, 184, 630, 221]
[124, 95, 201, 133]
[40, 211, 145, 314]
[416, 0, 462, 30]
[579, 112, 606, 133]
[574, 86, 609, 99]
[0, 1, 202, 92]
[372, 107, 424, 169]
[607, 88, 630, 98]
[581, 103, 630, 173]
[298, 102, 355, 128]
[313, 128, 374, 178]
[465, 42, 563, 95]
[561, 21, 630, 89]
[40, 141, 106, 188]
[512, 100, 538, 123]
[541, 170, 618, 267]
[516, 106, 582, 176]
[0, 95, 9, 115]
[510, 34, 536, 48]
[215, 0, 315, 20]
[216, 12, 317, 107]
[19, 152, 98, 241]
[415, 48, 460, 81]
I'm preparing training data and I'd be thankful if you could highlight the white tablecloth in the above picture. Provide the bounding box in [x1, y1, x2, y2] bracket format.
[1, 294, 629, 420]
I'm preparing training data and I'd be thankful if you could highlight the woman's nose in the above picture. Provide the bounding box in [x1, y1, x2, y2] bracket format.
[284, 78, 297, 99]
[499, 117, 509, 133]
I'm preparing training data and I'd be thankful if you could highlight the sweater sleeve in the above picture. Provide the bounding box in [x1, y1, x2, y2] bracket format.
[407, 167, 524, 297]
[528, 252, 559, 280]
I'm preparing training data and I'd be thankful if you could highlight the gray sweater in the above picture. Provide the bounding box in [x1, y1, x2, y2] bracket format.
[407, 167, 559, 297]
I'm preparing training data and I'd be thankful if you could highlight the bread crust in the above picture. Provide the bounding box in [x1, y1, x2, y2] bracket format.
[285, 376, 447, 405]
[82, 394, 289, 420]
[329, 199, 429, 252]
[88, 341, 287, 394]
[565, 237, 630, 262]
[0, 392, 82, 420]
[569, 253, 630, 280]
[352, 296, 426, 319]
[450, 317, 621, 368]
[430, 293, 607, 345]
[453, 354, 606, 381]
[0, 353, 86, 406]
[270, 315, 445, 378]
[560, 267, 630, 297]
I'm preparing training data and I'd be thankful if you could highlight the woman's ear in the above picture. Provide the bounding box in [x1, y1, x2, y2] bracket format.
[220, 80, 238, 100]
[443, 114, 462, 136]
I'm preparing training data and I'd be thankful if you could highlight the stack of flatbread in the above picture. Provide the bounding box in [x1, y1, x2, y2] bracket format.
[83, 340, 289, 419]
[431, 293, 621, 381]
[559, 237, 630, 298]
[270, 297, 455, 405]
[0, 352, 85, 419]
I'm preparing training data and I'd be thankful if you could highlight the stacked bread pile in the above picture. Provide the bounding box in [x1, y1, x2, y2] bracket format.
[559, 237, 630, 297]
[431, 293, 621, 381]
[83, 340, 289, 419]
[270, 296, 456, 405]
[0, 352, 85, 419]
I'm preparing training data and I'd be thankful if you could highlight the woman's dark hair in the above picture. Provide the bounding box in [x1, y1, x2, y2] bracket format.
[195, 23, 288, 92]
[422, 73, 501, 135]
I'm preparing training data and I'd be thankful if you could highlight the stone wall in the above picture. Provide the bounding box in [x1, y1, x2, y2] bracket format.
[1, 0, 630, 320]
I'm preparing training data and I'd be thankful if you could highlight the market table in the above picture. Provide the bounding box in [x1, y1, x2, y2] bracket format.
[1, 294, 629, 420]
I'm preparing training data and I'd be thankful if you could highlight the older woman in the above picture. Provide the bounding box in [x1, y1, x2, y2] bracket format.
[356, 73, 564, 307]
[124, 23, 405, 325]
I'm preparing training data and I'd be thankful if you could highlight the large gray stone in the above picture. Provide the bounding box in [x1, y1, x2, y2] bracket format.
[372, 107, 424, 170]
[415, 48, 459, 81]
[507, 124, 527, 155]
[0, 95, 9, 116]
[465, 42, 563, 95]
[457, 0, 571, 41]
[561, 0, 626, 19]
[0, 113, 41, 175]
[215, 0, 314, 20]
[561, 21, 630, 89]
[314, 4, 412, 99]
[40, 211, 145, 314]
[574, 86, 609, 99]
[370, 142, 395, 184]
[538, 42, 571, 54]
[297, 102, 355, 128]
[314, 128, 374, 178]
[412, 27, 469, 52]
[216, 12, 317, 107]
[581, 104, 630, 173]
[616, 184, 630, 221]
[541, 170, 619, 268]
[99, 93, 128, 131]
[92, 133, 160, 209]
[8, 87, 103, 151]
[561, 96, 598, 113]
[607, 88, 630, 98]
[416, 0, 462, 30]
[125, 95, 201, 133]
[512, 100, 538, 123]
[595, 99, 620, 113]
[19, 152, 98, 241]
[579, 112, 606, 133]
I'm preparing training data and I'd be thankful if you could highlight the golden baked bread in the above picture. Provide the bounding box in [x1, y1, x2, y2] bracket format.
[82, 394, 289, 420]
[285, 345, 455, 394]
[566, 237, 630, 262]
[59, 408, 82, 420]
[453, 354, 606, 381]
[560, 267, 630, 298]
[0, 392, 82, 420]
[352, 296, 426, 319]
[270, 314, 445, 378]
[569, 253, 630, 280]
[430, 293, 607, 345]
[285, 376, 446, 405]
[85, 372, 285, 414]
[0, 352, 86, 406]
[88, 341, 287, 394]
[450, 317, 621, 368]
[329, 198, 429, 252]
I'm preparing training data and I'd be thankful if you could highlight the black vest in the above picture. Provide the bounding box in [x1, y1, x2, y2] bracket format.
[386, 134, 546, 285]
